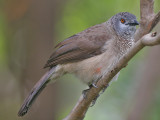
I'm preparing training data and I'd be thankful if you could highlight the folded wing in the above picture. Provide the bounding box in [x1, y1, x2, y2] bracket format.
[44, 23, 111, 68]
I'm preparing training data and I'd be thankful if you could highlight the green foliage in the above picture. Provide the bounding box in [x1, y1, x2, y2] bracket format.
[0, 12, 7, 66]
[56, 0, 140, 41]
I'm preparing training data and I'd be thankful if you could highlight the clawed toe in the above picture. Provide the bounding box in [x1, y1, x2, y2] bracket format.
[82, 89, 90, 99]
[82, 83, 98, 99]
[92, 83, 98, 88]
[100, 84, 109, 94]
[90, 94, 100, 107]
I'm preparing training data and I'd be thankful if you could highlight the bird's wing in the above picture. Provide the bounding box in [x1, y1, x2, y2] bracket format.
[44, 23, 111, 68]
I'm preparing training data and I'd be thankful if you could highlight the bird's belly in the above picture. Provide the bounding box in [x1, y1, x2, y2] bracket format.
[62, 52, 119, 85]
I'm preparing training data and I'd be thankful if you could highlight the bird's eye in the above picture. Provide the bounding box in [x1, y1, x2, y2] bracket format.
[121, 19, 125, 24]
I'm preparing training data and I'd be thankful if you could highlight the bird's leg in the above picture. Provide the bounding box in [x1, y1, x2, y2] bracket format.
[82, 86, 91, 99]
[91, 80, 98, 88]
[82, 83, 98, 99]
[82, 78, 99, 99]
[83, 79, 101, 106]
[83, 77, 105, 106]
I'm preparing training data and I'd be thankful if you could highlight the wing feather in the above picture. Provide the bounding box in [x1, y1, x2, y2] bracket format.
[44, 23, 111, 68]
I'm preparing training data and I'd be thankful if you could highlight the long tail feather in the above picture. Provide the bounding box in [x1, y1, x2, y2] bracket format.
[18, 67, 56, 117]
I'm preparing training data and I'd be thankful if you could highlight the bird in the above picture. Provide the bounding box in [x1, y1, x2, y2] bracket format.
[18, 12, 139, 117]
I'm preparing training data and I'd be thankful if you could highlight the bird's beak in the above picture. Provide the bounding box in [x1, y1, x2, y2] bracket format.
[133, 20, 139, 25]
[128, 20, 139, 26]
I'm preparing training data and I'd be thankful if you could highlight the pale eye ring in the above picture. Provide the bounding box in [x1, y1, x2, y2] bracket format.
[120, 18, 125, 24]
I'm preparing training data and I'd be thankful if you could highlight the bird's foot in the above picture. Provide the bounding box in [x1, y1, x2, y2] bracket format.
[91, 83, 98, 88]
[100, 84, 109, 94]
[90, 94, 100, 107]
[82, 88, 90, 99]
[82, 83, 98, 99]
[90, 84, 109, 106]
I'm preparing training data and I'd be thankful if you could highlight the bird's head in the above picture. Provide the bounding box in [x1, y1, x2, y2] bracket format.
[111, 12, 139, 39]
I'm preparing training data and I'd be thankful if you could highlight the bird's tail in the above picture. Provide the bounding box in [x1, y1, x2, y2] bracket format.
[18, 67, 60, 117]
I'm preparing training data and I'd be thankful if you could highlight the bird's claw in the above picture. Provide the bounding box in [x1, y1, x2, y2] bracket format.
[90, 84, 109, 106]
[82, 83, 98, 99]
[82, 88, 90, 99]
[92, 83, 98, 88]
[100, 84, 109, 94]
[90, 94, 100, 107]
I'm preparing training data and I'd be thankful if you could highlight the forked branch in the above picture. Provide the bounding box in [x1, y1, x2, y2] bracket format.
[134, 0, 160, 41]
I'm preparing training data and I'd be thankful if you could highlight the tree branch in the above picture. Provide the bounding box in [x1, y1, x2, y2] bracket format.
[134, 0, 160, 41]
[64, 32, 160, 120]
[64, 0, 160, 120]
[150, 11, 160, 30]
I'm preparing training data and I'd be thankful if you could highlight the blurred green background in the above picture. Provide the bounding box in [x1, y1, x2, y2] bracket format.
[0, 0, 160, 120]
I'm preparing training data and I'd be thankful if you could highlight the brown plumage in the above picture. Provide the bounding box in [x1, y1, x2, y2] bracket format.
[18, 12, 139, 117]
[44, 23, 111, 68]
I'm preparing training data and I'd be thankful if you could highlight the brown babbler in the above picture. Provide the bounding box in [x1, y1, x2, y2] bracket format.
[18, 12, 139, 116]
